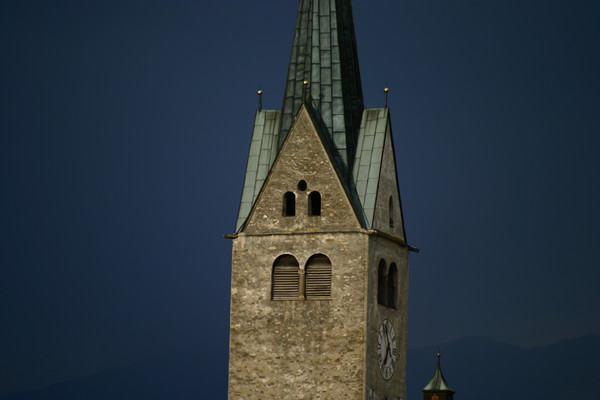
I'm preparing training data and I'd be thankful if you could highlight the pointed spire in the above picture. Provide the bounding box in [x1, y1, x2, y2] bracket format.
[423, 351, 455, 394]
[280, 0, 364, 168]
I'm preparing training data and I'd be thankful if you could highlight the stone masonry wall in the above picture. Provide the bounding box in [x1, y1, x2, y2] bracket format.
[228, 232, 369, 399]
[228, 106, 410, 399]
[229, 106, 370, 399]
[243, 107, 362, 236]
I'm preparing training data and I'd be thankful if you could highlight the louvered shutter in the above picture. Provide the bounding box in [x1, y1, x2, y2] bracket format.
[272, 256, 300, 300]
[305, 255, 331, 299]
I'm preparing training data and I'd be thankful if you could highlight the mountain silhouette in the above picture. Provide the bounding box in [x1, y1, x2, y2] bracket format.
[0, 355, 226, 400]
[407, 335, 600, 400]
[2, 335, 597, 399]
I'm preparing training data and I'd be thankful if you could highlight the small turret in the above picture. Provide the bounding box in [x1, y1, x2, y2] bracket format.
[423, 352, 455, 400]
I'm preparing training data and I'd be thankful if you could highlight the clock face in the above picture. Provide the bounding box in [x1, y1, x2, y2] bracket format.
[377, 319, 397, 380]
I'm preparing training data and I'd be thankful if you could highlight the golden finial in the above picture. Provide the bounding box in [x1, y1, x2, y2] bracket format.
[302, 79, 309, 102]
[384, 86, 390, 108]
[257, 86, 263, 111]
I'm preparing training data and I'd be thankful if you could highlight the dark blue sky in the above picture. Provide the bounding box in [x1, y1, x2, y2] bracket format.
[1, 0, 599, 396]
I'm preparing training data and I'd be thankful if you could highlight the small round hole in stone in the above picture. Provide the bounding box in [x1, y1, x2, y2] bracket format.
[297, 180, 307, 191]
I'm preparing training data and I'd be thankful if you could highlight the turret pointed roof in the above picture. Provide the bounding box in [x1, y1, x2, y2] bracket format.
[423, 352, 455, 393]
[280, 0, 364, 168]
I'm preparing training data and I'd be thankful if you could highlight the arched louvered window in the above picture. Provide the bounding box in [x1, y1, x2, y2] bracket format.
[377, 259, 387, 305]
[283, 192, 296, 216]
[389, 196, 394, 228]
[272, 255, 300, 300]
[308, 191, 321, 216]
[305, 254, 331, 299]
[387, 263, 398, 309]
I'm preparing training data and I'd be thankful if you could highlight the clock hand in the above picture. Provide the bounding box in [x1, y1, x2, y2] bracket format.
[382, 335, 390, 366]
[383, 346, 389, 366]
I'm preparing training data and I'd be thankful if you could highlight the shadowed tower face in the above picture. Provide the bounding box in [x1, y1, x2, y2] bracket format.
[228, 1, 416, 399]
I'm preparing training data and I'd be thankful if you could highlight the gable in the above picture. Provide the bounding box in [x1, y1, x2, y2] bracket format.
[353, 108, 388, 228]
[241, 106, 363, 235]
[370, 124, 406, 241]
[235, 110, 282, 232]
[353, 108, 407, 240]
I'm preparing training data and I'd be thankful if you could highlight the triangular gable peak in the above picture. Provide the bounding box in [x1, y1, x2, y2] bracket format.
[241, 105, 363, 235]
[370, 116, 407, 241]
[235, 110, 281, 232]
[353, 109, 407, 241]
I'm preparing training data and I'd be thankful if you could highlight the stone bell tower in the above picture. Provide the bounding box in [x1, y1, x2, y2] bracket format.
[227, 1, 417, 399]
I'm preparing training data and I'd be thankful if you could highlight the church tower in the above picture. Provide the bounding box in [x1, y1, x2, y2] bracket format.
[227, 2, 417, 399]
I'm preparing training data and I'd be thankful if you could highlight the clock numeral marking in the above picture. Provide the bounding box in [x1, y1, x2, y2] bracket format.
[383, 365, 393, 379]
[377, 319, 396, 380]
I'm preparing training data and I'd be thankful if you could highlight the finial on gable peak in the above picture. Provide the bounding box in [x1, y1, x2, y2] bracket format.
[257, 86, 263, 111]
[302, 73, 309, 103]
[384, 86, 390, 108]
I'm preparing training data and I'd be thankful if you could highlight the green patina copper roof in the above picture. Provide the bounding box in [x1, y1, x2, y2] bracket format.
[423, 354, 455, 393]
[235, 0, 403, 235]
[280, 0, 364, 167]
[236, 110, 281, 231]
[235, 106, 389, 232]
[352, 108, 389, 227]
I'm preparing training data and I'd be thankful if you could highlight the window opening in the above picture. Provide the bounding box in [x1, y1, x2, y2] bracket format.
[389, 196, 394, 228]
[308, 191, 321, 216]
[377, 259, 387, 305]
[272, 255, 300, 300]
[297, 180, 307, 191]
[283, 192, 296, 216]
[305, 254, 332, 299]
[387, 263, 398, 309]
